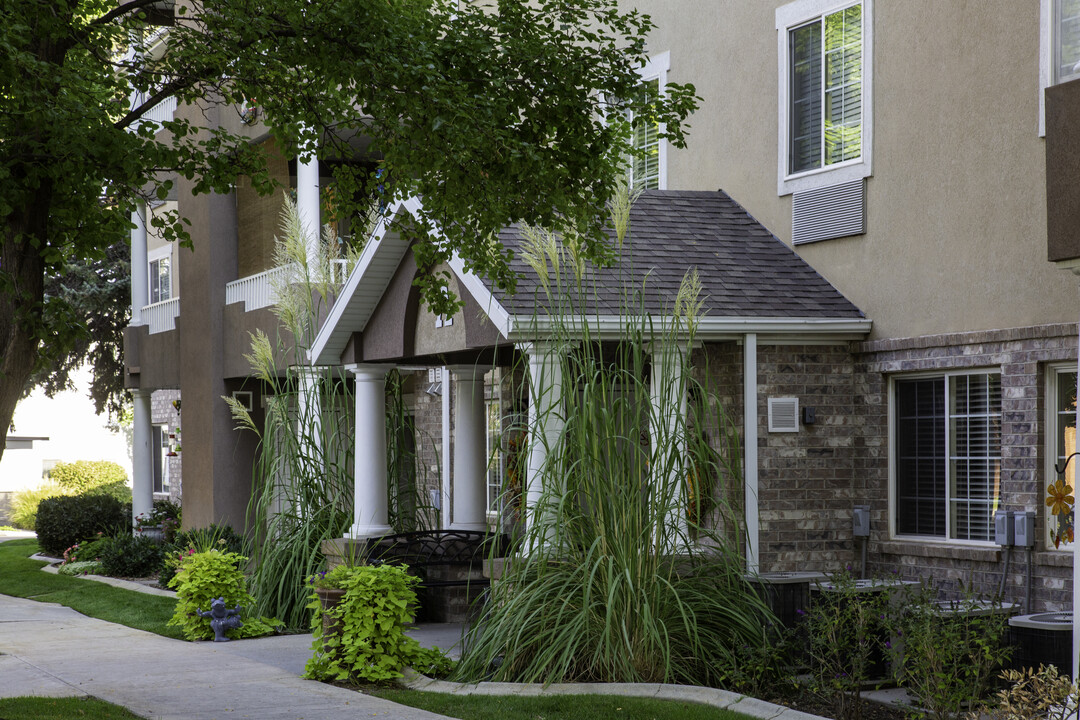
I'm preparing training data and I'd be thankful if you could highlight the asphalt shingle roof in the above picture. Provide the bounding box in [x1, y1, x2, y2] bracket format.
[492, 189, 865, 320]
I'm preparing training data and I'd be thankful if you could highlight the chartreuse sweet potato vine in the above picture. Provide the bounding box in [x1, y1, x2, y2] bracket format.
[304, 563, 451, 683]
[167, 549, 279, 641]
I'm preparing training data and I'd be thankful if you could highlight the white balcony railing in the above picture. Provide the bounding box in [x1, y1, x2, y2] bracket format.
[143, 297, 180, 335]
[225, 266, 289, 311]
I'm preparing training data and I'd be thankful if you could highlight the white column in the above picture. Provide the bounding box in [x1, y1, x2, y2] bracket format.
[449, 366, 488, 531]
[346, 364, 394, 539]
[441, 366, 452, 528]
[519, 342, 567, 542]
[649, 342, 689, 547]
[296, 153, 320, 269]
[130, 204, 148, 326]
[296, 367, 324, 483]
[744, 333, 760, 573]
[131, 389, 154, 528]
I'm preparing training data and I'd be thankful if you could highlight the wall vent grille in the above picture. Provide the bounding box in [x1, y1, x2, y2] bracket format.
[768, 397, 800, 433]
[792, 178, 866, 245]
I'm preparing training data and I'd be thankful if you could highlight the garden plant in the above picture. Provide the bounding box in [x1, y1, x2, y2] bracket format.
[303, 562, 450, 683]
[167, 548, 279, 641]
[229, 199, 436, 629]
[452, 182, 771, 687]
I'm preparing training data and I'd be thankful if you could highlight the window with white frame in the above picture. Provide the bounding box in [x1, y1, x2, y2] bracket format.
[1047, 365, 1077, 549]
[148, 247, 172, 304]
[776, 0, 872, 195]
[1040, 0, 1080, 134]
[627, 52, 669, 191]
[486, 397, 503, 515]
[893, 372, 1002, 542]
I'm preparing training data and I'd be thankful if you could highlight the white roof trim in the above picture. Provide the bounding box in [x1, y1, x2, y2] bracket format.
[308, 197, 422, 366]
[446, 255, 512, 338]
[504, 315, 871, 342]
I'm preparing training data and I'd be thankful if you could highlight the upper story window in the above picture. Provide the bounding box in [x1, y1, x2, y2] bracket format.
[627, 52, 669, 191]
[893, 371, 1002, 543]
[148, 251, 172, 305]
[1040, 0, 1080, 134]
[777, 0, 873, 195]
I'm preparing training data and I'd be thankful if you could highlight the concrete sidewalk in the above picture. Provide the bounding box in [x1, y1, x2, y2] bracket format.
[0, 593, 461, 719]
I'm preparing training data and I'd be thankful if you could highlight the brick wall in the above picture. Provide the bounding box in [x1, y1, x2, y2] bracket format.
[151, 388, 182, 504]
[857, 323, 1077, 610]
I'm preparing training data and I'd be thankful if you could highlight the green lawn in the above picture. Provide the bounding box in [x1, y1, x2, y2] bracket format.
[0, 539, 181, 639]
[0, 696, 143, 719]
[373, 689, 746, 720]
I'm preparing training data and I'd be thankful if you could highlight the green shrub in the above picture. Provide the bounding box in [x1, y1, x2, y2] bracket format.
[86, 480, 132, 503]
[158, 524, 245, 588]
[10, 481, 69, 530]
[888, 583, 1012, 720]
[35, 494, 128, 556]
[57, 560, 104, 576]
[304, 563, 450, 683]
[167, 549, 278, 641]
[49, 460, 128, 494]
[98, 534, 164, 578]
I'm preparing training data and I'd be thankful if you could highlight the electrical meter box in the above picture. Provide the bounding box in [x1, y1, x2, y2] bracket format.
[853, 505, 871, 537]
[994, 510, 1014, 546]
[1013, 510, 1035, 547]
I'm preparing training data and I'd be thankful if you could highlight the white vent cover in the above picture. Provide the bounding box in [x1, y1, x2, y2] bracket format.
[792, 178, 866, 245]
[768, 397, 799, 433]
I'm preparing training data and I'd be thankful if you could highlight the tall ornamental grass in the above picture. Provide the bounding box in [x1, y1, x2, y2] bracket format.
[228, 198, 433, 629]
[453, 182, 771, 687]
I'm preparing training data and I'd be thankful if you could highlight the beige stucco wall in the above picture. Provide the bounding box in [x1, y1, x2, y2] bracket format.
[629, 0, 1073, 340]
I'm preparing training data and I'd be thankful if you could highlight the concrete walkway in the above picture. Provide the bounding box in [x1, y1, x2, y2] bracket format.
[0, 533, 830, 720]
[0, 593, 462, 719]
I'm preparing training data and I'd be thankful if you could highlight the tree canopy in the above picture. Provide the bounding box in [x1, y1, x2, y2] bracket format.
[0, 0, 698, 458]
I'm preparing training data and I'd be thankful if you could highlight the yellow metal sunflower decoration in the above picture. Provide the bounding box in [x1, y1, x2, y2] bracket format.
[1046, 478, 1075, 517]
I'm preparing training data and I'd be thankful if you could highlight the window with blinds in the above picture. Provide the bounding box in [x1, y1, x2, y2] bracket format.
[788, 4, 863, 175]
[1056, 0, 1080, 84]
[629, 78, 660, 191]
[894, 372, 1001, 542]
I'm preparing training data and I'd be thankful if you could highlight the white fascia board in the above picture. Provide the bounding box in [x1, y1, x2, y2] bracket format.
[446, 255, 513, 339]
[308, 197, 421, 366]
[505, 314, 872, 342]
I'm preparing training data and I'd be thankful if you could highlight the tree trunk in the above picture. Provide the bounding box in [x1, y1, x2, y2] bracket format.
[0, 194, 49, 466]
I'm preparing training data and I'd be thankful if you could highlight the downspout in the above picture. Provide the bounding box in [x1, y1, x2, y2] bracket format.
[1073, 278, 1080, 680]
[744, 333, 759, 574]
[442, 365, 452, 529]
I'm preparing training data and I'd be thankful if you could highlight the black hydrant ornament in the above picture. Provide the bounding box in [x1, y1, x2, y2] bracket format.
[196, 597, 243, 642]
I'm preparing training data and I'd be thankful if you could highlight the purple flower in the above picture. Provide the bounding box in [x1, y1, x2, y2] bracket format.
[885, 640, 892, 649]
[796, 608, 806, 616]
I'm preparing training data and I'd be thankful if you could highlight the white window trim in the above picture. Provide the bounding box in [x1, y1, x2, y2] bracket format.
[147, 245, 173, 305]
[887, 369, 1002, 547]
[634, 51, 669, 191]
[1045, 362, 1076, 550]
[776, 0, 874, 196]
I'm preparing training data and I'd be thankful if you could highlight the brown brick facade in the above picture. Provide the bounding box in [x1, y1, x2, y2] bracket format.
[690, 325, 1077, 611]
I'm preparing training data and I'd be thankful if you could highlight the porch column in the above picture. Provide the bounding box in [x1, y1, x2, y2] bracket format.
[449, 366, 488, 531]
[296, 152, 320, 269]
[744, 333, 760, 573]
[346, 363, 394, 539]
[649, 342, 689, 546]
[131, 388, 154, 528]
[519, 341, 567, 542]
[130, 203, 148, 325]
[295, 366, 323, 483]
